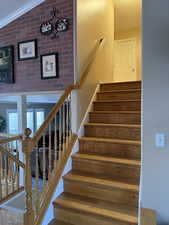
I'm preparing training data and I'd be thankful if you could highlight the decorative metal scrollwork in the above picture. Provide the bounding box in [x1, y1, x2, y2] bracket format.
[40, 8, 69, 39]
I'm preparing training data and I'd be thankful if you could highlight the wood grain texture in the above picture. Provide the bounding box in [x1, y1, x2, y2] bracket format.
[97, 89, 141, 101]
[64, 173, 139, 206]
[79, 137, 141, 159]
[93, 100, 141, 111]
[100, 81, 141, 91]
[84, 123, 141, 140]
[141, 208, 156, 225]
[89, 111, 141, 124]
[52, 81, 142, 225]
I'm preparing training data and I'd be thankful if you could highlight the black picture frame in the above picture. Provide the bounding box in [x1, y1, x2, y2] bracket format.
[0, 45, 14, 84]
[41, 53, 59, 80]
[18, 39, 38, 61]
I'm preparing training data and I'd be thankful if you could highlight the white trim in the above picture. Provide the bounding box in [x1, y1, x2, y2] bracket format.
[0, 90, 63, 97]
[77, 83, 100, 137]
[0, 0, 46, 29]
[6, 109, 19, 134]
[73, 0, 78, 84]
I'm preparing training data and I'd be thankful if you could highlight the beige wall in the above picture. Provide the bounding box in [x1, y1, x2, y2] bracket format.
[141, 0, 169, 224]
[114, 28, 141, 81]
[73, 0, 114, 131]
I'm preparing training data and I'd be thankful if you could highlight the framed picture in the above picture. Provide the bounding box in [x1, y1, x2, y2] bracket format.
[18, 39, 38, 61]
[0, 45, 14, 83]
[41, 53, 59, 79]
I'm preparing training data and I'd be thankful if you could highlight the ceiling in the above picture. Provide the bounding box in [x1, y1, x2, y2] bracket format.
[0, 0, 45, 28]
[0, 0, 140, 31]
[114, 0, 141, 32]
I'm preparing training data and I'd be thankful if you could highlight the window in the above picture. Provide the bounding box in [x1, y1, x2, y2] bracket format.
[7, 109, 45, 135]
[27, 110, 34, 135]
[7, 110, 19, 135]
[36, 109, 45, 130]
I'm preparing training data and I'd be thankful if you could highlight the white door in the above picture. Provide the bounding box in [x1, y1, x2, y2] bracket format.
[114, 39, 137, 82]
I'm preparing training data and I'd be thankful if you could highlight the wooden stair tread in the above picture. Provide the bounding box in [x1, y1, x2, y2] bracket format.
[94, 99, 141, 103]
[48, 219, 74, 225]
[70, 171, 139, 185]
[84, 123, 141, 128]
[79, 136, 141, 145]
[90, 110, 141, 114]
[54, 193, 138, 224]
[101, 81, 141, 85]
[98, 89, 141, 93]
[64, 173, 139, 192]
[72, 153, 141, 167]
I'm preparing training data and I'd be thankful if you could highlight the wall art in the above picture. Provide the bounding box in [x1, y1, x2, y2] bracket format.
[41, 53, 59, 79]
[40, 8, 69, 39]
[18, 39, 38, 61]
[0, 46, 14, 83]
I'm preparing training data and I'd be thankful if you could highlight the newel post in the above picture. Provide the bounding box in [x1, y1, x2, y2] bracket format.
[23, 128, 34, 225]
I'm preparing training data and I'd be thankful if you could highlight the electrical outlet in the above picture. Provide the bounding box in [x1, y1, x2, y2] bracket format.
[155, 133, 165, 148]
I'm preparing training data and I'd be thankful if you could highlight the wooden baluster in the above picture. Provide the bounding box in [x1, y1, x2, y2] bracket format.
[23, 128, 34, 225]
[9, 149, 12, 182]
[16, 151, 19, 190]
[5, 154, 8, 197]
[15, 141, 19, 190]
[35, 146, 40, 214]
[62, 103, 65, 154]
[68, 95, 72, 138]
[0, 151, 2, 199]
[54, 116, 57, 168]
[59, 108, 62, 161]
[43, 133, 46, 187]
[48, 123, 52, 178]
[12, 160, 15, 193]
[66, 98, 69, 147]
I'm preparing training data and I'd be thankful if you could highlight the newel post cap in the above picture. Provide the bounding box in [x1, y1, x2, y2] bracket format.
[24, 128, 32, 139]
[22, 128, 33, 153]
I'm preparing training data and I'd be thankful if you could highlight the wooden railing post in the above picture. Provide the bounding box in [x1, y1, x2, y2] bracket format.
[23, 128, 34, 225]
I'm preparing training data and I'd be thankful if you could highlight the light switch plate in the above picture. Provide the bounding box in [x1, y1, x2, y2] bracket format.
[155, 133, 165, 148]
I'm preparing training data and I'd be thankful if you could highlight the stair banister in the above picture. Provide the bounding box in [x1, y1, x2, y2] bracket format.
[23, 37, 105, 225]
[0, 134, 25, 204]
[1, 37, 105, 225]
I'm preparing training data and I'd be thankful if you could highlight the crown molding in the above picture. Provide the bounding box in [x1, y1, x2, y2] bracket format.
[0, 0, 46, 29]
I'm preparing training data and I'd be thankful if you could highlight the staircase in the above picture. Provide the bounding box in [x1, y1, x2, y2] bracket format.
[50, 81, 141, 225]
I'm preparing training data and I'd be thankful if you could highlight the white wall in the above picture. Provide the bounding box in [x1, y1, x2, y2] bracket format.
[73, 0, 114, 131]
[43, 1, 114, 222]
[141, 1, 169, 224]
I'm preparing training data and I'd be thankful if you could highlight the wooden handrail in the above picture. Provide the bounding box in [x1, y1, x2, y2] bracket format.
[0, 145, 25, 169]
[0, 38, 105, 225]
[22, 37, 105, 225]
[32, 38, 105, 147]
[0, 133, 18, 137]
[32, 85, 75, 145]
[77, 38, 104, 89]
[33, 134, 77, 225]
[0, 135, 22, 144]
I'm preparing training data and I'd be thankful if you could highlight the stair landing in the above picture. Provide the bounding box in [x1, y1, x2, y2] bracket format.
[0, 208, 23, 225]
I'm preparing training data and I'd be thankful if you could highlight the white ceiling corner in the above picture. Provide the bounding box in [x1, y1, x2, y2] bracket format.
[0, 0, 46, 29]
